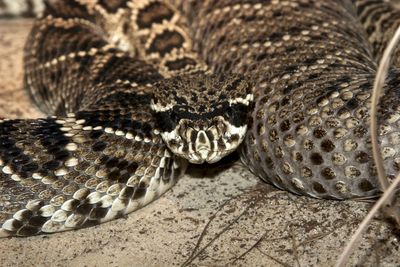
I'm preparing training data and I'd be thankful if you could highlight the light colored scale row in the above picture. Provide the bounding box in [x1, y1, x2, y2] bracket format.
[0, 111, 183, 236]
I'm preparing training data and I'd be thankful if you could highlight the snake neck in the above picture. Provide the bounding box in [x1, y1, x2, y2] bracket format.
[126, 0, 209, 78]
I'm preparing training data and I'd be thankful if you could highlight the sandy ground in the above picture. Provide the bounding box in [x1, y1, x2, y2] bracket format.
[0, 19, 399, 267]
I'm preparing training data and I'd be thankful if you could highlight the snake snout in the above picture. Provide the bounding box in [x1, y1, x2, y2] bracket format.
[192, 130, 214, 163]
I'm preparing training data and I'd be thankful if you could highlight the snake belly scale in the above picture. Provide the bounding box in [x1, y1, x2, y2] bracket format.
[0, 0, 400, 237]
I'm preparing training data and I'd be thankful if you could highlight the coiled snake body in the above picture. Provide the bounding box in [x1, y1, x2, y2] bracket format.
[1, 0, 400, 237]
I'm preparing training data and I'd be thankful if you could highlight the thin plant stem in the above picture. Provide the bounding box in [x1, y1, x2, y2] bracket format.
[335, 172, 400, 267]
[370, 26, 400, 191]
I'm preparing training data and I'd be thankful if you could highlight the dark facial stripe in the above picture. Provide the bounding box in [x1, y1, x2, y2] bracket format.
[154, 111, 177, 133]
[227, 103, 250, 127]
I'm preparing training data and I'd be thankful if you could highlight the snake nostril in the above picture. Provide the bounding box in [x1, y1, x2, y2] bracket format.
[190, 129, 197, 143]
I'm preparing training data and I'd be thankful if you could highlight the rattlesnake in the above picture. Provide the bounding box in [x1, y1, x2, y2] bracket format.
[0, 0, 400, 237]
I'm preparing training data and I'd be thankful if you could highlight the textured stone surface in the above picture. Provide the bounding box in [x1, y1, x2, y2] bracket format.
[0, 19, 400, 267]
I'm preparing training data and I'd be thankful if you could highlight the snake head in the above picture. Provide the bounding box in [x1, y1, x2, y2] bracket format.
[151, 73, 253, 164]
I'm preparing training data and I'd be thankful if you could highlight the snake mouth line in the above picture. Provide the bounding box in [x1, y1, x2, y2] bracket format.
[171, 147, 238, 164]
[172, 148, 237, 156]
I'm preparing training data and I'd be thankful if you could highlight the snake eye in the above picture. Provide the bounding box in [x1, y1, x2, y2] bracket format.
[227, 103, 249, 127]
[155, 110, 179, 132]
[170, 111, 179, 124]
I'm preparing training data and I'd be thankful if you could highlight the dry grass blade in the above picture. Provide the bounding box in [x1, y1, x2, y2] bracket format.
[335, 25, 400, 267]
[335, 173, 400, 267]
[370, 27, 400, 191]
